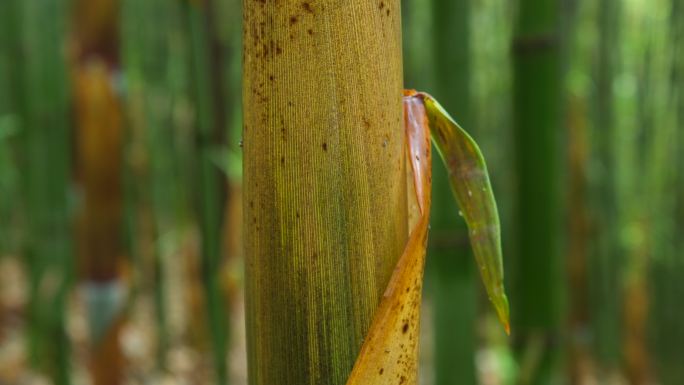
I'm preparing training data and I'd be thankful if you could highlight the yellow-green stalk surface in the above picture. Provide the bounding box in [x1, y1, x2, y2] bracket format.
[243, 1, 406, 384]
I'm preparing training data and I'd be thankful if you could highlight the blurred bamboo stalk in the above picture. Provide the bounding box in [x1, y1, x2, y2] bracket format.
[565, 94, 591, 384]
[242, 1, 407, 383]
[17, 0, 74, 383]
[70, 1, 126, 383]
[563, 2, 594, 383]
[621, 20, 656, 383]
[121, 0, 171, 368]
[428, 0, 478, 384]
[644, 0, 683, 382]
[186, 0, 230, 383]
[671, 0, 684, 249]
[72, 60, 126, 385]
[588, 0, 623, 376]
[0, 0, 21, 254]
[512, 0, 564, 383]
[122, 0, 203, 371]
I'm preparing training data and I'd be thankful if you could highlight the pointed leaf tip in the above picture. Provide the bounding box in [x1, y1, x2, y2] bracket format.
[496, 292, 510, 335]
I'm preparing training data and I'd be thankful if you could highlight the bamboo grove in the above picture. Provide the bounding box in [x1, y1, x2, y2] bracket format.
[0, 0, 683, 384]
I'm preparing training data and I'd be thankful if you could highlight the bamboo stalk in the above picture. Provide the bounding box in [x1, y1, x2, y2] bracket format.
[70, 1, 126, 383]
[243, 1, 406, 383]
[589, 0, 623, 372]
[19, 0, 73, 383]
[512, 0, 564, 383]
[0, 0, 21, 253]
[428, 0, 478, 383]
[186, 0, 229, 383]
[633, 4, 681, 383]
[121, 0, 170, 367]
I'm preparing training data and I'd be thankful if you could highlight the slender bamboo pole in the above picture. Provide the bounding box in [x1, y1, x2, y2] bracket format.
[646, 2, 683, 382]
[429, 0, 477, 384]
[186, 1, 229, 383]
[563, 1, 590, 382]
[589, 0, 623, 373]
[243, 1, 406, 383]
[512, 0, 564, 383]
[0, 0, 21, 253]
[121, 0, 171, 367]
[672, 0, 684, 241]
[19, 0, 73, 383]
[70, 1, 126, 383]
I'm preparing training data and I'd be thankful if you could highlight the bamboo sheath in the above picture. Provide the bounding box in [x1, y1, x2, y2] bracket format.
[243, 0, 406, 383]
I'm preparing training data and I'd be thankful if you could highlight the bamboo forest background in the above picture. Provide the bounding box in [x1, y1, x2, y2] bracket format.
[0, 0, 682, 384]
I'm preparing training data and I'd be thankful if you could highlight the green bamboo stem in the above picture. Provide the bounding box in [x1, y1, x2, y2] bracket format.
[672, 0, 684, 237]
[589, 0, 622, 372]
[648, 1, 684, 382]
[428, 0, 477, 383]
[512, 0, 564, 383]
[0, 1, 19, 253]
[19, 0, 73, 383]
[186, 1, 229, 383]
[121, 0, 176, 367]
[243, 1, 406, 383]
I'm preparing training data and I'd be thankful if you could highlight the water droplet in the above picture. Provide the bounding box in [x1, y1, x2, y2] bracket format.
[458, 210, 463, 217]
[239, 139, 244, 148]
[468, 190, 472, 197]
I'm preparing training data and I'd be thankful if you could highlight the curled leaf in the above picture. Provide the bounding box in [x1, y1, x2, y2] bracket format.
[419, 91, 510, 334]
[346, 91, 432, 385]
[347, 90, 508, 385]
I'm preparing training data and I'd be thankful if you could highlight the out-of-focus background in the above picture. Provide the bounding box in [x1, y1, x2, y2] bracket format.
[0, 0, 682, 384]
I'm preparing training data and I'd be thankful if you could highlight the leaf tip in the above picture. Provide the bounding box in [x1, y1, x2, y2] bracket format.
[493, 291, 510, 336]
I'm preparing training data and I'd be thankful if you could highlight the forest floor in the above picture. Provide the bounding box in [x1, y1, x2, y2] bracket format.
[0, 253, 635, 385]
[0, 252, 248, 385]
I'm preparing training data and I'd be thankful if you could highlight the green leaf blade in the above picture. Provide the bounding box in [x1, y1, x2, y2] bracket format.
[421, 92, 510, 334]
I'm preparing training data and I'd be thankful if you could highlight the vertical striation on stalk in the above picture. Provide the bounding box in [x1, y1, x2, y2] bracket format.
[242, 0, 406, 383]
